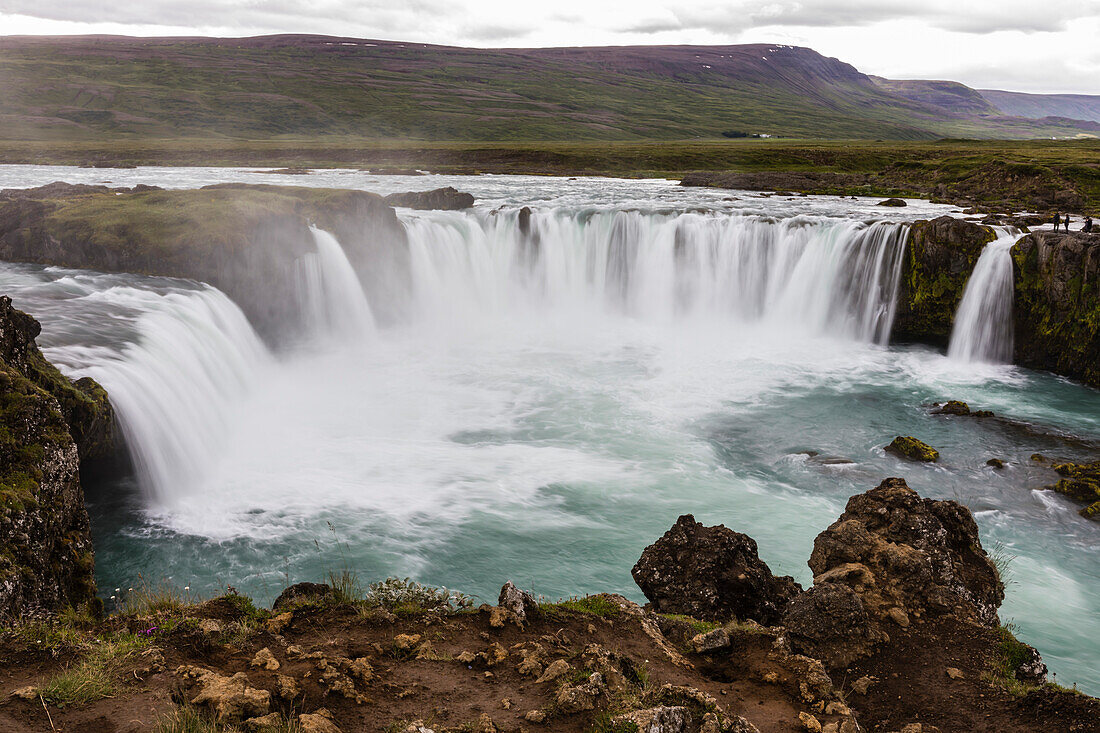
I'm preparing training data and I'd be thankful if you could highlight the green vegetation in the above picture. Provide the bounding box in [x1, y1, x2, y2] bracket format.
[38, 634, 148, 706]
[541, 594, 622, 618]
[155, 705, 302, 732]
[658, 614, 720, 637]
[3, 37, 1096, 143]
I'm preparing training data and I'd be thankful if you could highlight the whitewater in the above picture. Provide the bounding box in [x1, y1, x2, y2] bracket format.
[0, 167, 1097, 694]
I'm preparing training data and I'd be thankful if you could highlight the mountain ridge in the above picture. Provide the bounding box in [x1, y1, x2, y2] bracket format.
[0, 34, 1098, 141]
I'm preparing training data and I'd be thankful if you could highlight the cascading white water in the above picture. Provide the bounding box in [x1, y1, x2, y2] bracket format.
[948, 231, 1021, 363]
[80, 287, 272, 503]
[404, 210, 909, 345]
[68, 225, 381, 505]
[296, 226, 377, 341]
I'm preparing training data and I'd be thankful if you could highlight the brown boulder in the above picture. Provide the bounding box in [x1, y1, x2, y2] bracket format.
[781, 582, 885, 668]
[632, 514, 802, 624]
[808, 478, 1004, 627]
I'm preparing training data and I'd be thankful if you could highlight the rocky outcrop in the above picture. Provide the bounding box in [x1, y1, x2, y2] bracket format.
[272, 581, 335, 611]
[0, 183, 409, 341]
[885, 436, 939, 462]
[632, 514, 802, 624]
[0, 296, 102, 618]
[808, 478, 1004, 629]
[1044, 460, 1100, 519]
[893, 216, 995, 344]
[383, 187, 475, 210]
[1012, 230, 1100, 389]
[781, 582, 885, 668]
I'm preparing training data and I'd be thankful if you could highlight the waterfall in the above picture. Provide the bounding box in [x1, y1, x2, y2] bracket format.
[948, 231, 1020, 363]
[403, 210, 909, 345]
[73, 226, 380, 505]
[80, 287, 272, 504]
[296, 226, 377, 341]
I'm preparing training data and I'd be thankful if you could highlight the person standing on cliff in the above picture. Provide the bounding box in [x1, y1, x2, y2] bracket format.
[1084, 216, 1093, 233]
[1053, 212, 1062, 230]
[1064, 214, 1072, 232]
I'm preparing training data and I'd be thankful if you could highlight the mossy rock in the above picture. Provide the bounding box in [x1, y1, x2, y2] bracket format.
[885, 436, 940, 462]
[1045, 460, 1100, 519]
[893, 216, 996, 345]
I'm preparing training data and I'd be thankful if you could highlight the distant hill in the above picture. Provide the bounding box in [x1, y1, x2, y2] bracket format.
[1, 34, 1098, 141]
[979, 90, 1100, 124]
[869, 78, 1000, 116]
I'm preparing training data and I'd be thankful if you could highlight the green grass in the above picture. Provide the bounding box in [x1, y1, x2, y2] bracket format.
[155, 705, 302, 732]
[541, 595, 621, 617]
[38, 634, 148, 707]
[2, 37, 1097, 143]
[658, 614, 720, 637]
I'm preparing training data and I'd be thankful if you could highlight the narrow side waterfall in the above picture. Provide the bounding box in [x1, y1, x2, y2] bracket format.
[297, 226, 377, 341]
[948, 232, 1020, 363]
[80, 287, 272, 503]
[403, 210, 909, 345]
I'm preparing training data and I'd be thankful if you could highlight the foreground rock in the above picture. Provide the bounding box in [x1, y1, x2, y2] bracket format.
[0, 296, 106, 617]
[1013, 230, 1100, 389]
[808, 478, 1004, 628]
[632, 514, 801, 624]
[383, 187, 474, 210]
[0, 183, 409, 341]
[3, 481, 1096, 732]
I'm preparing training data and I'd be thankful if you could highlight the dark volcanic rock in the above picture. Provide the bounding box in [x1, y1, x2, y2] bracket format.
[1012, 230, 1100, 389]
[0, 296, 100, 618]
[272, 582, 335, 611]
[893, 216, 996, 345]
[809, 478, 1004, 627]
[877, 198, 906, 207]
[632, 514, 802, 624]
[383, 187, 474, 210]
[781, 581, 885, 668]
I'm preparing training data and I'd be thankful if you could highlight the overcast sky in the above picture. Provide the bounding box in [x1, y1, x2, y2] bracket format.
[3, 0, 1100, 94]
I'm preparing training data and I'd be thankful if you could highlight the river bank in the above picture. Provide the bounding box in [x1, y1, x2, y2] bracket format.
[2, 139, 1100, 213]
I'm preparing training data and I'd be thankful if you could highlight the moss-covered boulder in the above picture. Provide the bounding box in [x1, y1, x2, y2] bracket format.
[1046, 461, 1100, 520]
[885, 436, 939, 462]
[0, 183, 409, 341]
[0, 296, 99, 617]
[893, 216, 996, 345]
[1012, 231, 1100, 389]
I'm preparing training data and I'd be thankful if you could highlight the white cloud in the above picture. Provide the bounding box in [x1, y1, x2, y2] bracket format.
[1, 0, 1099, 93]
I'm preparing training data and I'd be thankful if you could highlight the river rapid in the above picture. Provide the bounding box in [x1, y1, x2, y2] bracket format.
[0, 166, 1097, 693]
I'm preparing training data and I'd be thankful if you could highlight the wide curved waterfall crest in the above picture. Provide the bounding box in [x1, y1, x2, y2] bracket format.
[402, 209, 909, 344]
[74, 210, 911, 507]
[948, 231, 1020, 364]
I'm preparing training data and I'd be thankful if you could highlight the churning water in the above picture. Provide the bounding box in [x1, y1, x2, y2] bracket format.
[0, 168, 1097, 693]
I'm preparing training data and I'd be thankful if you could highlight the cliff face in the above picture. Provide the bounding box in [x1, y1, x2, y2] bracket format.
[1012, 230, 1100, 387]
[893, 216, 995, 345]
[0, 296, 111, 618]
[0, 183, 410, 341]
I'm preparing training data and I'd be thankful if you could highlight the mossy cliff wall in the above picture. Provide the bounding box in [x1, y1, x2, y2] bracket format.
[0, 183, 409, 341]
[893, 215, 995, 345]
[0, 296, 113, 617]
[1012, 231, 1100, 388]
